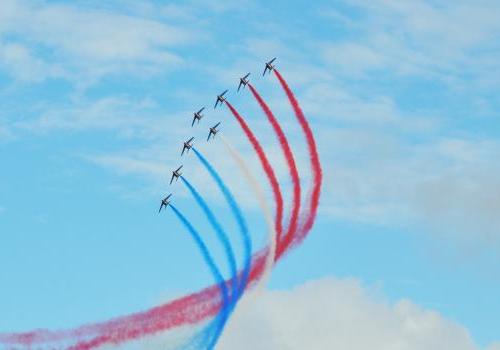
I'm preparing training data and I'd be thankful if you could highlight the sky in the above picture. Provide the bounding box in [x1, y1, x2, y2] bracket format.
[0, 0, 499, 349]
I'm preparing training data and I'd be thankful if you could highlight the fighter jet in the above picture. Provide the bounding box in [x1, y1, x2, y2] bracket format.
[214, 90, 228, 109]
[181, 137, 194, 156]
[191, 107, 205, 127]
[263, 57, 276, 76]
[237, 73, 250, 92]
[158, 194, 172, 213]
[170, 165, 183, 185]
[207, 122, 221, 141]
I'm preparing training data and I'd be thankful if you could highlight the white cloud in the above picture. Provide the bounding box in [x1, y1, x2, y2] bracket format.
[321, 0, 500, 86]
[218, 278, 491, 350]
[320, 128, 500, 246]
[412, 139, 500, 246]
[15, 96, 176, 138]
[353, 0, 500, 50]
[488, 343, 500, 350]
[0, 41, 65, 82]
[322, 42, 387, 75]
[0, 0, 195, 84]
[90, 154, 169, 180]
[25, 7, 189, 61]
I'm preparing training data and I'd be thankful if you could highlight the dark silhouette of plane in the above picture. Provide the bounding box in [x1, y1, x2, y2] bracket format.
[207, 122, 220, 141]
[170, 165, 183, 185]
[181, 137, 194, 156]
[214, 90, 228, 109]
[191, 107, 205, 127]
[238, 73, 250, 92]
[263, 57, 276, 76]
[158, 194, 172, 213]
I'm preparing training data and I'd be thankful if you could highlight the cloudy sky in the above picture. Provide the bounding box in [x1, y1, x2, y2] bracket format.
[0, 0, 499, 349]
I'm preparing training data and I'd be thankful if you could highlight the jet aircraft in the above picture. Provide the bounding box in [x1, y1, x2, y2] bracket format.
[170, 165, 183, 185]
[191, 107, 205, 127]
[263, 57, 276, 76]
[237, 73, 250, 92]
[158, 194, 172, 213]
[207, 122, 220, 141]
[214, 90, 228, 109]
[181, 137, 194, 156]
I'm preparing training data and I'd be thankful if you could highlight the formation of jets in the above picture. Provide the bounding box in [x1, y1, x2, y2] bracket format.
[160, 58, 277, 212]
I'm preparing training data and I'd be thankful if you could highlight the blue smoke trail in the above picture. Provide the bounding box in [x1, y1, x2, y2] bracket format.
[181, 176, 238, 303]
[169, 204, 228, 350]
[180, 175, 238, 348]
[192, 148, 252, 309]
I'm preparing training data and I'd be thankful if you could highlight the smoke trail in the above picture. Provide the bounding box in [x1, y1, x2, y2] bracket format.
[247, 83, 301, 261]
[224, 101, 284, 256]
[0, 255, 271, 350]
[168, 204, 228, 350]
[179, 176, 237, 347]
[180, 176, 238, 300]
[191, 147, 251, 346]
[273, 69, 323, 257]
[218, 135, 276, 290]
[0, 73, 321, 350]
[192, 148, 251, 299]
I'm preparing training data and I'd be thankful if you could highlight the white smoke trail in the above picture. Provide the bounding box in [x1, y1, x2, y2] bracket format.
[219, 135, 276, 292]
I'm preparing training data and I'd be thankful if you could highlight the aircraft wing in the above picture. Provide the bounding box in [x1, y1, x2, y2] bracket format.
[198, 107, 205, 114]
[191, 117, 196, 127]
[262, 66, 268, 76]
[238, 81, 243, 92]
[188, 137, 194, 143]
[214, 122, 220, 128]
[170, 174, 175, 185]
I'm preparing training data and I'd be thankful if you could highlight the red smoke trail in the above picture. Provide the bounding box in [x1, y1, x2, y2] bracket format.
[224, 100, 284, 244]
[2, 287, 220, 347]
[273, 69, 323, 258]
[72, 251, 266, 350]
[247, 83, 301, 259]
[0, 251, 269, 350]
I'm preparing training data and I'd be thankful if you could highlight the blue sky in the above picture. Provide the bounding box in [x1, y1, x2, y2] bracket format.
[0, 1, 499, 349]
